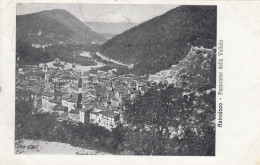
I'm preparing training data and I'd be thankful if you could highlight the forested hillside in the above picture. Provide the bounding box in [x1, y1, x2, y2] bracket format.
[17, 9, 105, 44]
[121, 47, 216, 155]
[100, 5, 216, 75]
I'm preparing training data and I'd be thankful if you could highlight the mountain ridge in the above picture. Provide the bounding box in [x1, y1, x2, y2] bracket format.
[100, 5, 217, 75]
[17, 9, 106, 45]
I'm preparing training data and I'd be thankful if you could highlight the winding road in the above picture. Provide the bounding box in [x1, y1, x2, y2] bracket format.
[96, 52, 132, 68]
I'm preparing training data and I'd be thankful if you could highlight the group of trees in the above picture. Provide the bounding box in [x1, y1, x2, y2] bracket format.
[122, 84, 215, 155]
[16, 41, 97, 66]
[119, 47, 216, 155]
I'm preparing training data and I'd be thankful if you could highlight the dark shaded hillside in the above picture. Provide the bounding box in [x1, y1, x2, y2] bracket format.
[100, 5, 217, 75]
[17, 9, 105, 44]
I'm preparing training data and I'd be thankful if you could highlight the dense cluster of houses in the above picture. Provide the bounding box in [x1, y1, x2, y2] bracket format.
[16, 59, 150, 131]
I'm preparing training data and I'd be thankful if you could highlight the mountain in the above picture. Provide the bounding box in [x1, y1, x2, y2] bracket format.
[100, 5, 217, 75]
[17, 9, 106, 45]
[99, 33, 117, 40]
[84, 22, 139, 35]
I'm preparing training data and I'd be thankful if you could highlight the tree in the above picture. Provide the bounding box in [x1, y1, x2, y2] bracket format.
[15, 100, 33, 139]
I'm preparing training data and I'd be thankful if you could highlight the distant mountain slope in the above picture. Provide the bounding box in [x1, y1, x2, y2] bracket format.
[84, 22, 139, 35]
[99, 33, 117, 40]
[17, 9, 106, 45]
[100, 5, 216, 75]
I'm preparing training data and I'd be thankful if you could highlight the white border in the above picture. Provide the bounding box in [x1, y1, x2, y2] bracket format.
[1, 1, 260, 165]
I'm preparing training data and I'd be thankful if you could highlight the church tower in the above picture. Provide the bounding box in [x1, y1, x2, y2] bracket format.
[43, 63, 48, 72]
[77, 77, 83, 109]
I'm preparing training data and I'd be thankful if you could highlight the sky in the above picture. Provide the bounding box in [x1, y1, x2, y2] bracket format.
[16, 4, 179, 23]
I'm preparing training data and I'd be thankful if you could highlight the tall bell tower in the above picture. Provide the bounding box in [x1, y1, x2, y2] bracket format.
[77, 77, 83, 109]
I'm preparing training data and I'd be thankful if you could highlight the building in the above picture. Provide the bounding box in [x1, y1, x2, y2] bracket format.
[90, 108, 120, 131]
[99, 110, 120, 131]
[15, 89, 36, 101]
[42, 64, 48, 72]
[62, 94, 77, 112]
[52, 104, 68, 115]
[79, 108, 93, 124]
[21, 65, 38, 72]
[41, 88, 63, 113]
[54, 58, 61, 64]
[68, 109, 80, 123]
[33, 97, 42, 110]
[24, 71, 45, 81]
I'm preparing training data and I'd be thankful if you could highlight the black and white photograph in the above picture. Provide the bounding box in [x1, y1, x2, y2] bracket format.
[2, 0, 260, 164]
[14, 4, 217, 155]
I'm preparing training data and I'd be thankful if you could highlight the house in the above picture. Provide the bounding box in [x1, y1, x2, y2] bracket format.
[148, 74, 160, 83]
[99, 110, 120, 131]
[89, 108, 102, 125]
[82, 94, 96, 105]
[79, 108, 93, 124]
[42, 64, 48, 72]
[111, 98, 121, 107]
[64, 63, 73, 70]
[114, 87, 126, 100]
[57, 112, 68, 122]
[62, 77, 83, 110]
[21, 65, 38, 72]
[27, 84, 44, 96]
[105, 91, 115, 98]
[128, 90, 141, 100]
[24, 71, 45, 81]
[82, 71, 90, 78]
[16, 89, 36, 101]
[62, 94, 77, 112]
[90, 109, 120, 131]
[52, 104, 68, 115]
[94, 86, 106, 98]
[59, 76, 79, 84]
[121, 77, 132, 85]
[33, 97, 42, 110]
[101, 97, 112, 108]
[128, 82, 137, 90]
[41, 92, 57, 113]
[136, 80, 147, 90]
[41, 90, 63, 113]
[109, 105, 122, 112]
[54, 58, 60, 64]
[68, 109, 80, 122]
[68, 84, 79, 94]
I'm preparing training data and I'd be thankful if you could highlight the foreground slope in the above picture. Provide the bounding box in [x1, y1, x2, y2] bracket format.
[100, 5, 216, 75]
[15, 139, 109, 155]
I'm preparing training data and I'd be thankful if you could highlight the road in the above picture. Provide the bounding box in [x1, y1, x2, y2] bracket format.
[96, 52, 132, 68]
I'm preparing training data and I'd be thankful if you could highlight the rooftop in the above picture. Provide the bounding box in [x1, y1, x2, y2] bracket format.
[101, 110, 120, 118]
[16, 89, 34, 96]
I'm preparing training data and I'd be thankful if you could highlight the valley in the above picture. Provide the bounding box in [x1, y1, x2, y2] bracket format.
[15, 5, 216, 156]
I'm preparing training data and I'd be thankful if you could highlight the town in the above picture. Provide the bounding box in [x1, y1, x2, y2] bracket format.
[15, 57, 163, 131]
[13, 5, 217, 156]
